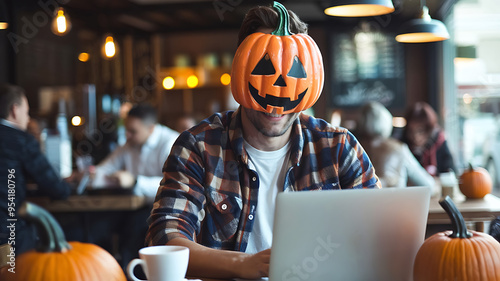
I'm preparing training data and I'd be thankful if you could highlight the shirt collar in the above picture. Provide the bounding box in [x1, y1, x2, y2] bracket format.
[144, 124, 161, 148]
[0, 119, 21, 130]
[228, 107, 304, 166]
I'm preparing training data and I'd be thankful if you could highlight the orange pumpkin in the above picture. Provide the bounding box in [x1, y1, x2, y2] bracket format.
[413, 196, 500, 281]
[0, 203, 126, 281]
[231, 1, 324, 115]
[459, 163, 492, 199]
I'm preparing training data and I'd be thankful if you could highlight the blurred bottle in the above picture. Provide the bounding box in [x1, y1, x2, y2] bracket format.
[58, 99, 72, 178]
[41, 99, 72, 178]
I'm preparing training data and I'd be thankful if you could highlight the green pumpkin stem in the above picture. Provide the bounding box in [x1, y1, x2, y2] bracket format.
[272, 2, 292, 36]
[19, 202, 71, 252]
[468, 162, 474, 171]
[439, 196, 472, 238]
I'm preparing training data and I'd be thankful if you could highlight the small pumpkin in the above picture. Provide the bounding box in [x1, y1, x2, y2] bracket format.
[413, 196, 500, 281]
[0, 202, 126, 281]
[459, 163, 492, 199]
[231, 1, 324, 115]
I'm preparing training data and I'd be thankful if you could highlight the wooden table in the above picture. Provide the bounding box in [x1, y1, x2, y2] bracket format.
[427, 194, 500, 232]
[27, 194, 147, 212]
[188, 275, 393, 281]
[27, 195, 148, 244]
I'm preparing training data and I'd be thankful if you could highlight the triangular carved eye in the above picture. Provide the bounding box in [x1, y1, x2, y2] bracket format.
[251, 54, 275, 75]
[287, 56, 307, 78]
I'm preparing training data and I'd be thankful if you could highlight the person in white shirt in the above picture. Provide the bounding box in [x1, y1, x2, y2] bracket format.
[92, 103, 179, 202]
[81, 103, 179, 271]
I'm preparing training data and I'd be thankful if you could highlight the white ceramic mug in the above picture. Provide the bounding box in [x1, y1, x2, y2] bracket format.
[127, 245, 189, 281]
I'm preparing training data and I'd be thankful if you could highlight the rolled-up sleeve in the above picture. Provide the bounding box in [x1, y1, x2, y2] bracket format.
[337, 131, 381, 189]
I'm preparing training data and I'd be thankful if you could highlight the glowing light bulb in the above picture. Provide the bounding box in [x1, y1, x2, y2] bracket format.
[187, 75, 199, 88]
[56, 10, 67, 33]
[78, 53, 89, 62]
[463, 93, 473, 104]
[51, 8, 71, 36]
[220, 73, 231, 86]
[71, 116, 83, 126]
[392, 117, 406, 128]
[104, 36, 116, 58]
[163, 77, 175, 90]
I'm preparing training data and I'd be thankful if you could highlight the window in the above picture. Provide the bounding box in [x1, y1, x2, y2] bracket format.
[454, 0, 500, 194]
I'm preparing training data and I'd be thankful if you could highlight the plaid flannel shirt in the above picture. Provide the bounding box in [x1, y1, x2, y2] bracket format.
[146, 108, 381, 252]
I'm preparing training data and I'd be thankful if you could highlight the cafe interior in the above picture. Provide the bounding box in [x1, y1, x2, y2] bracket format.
[1, 0, 500, 280]
[1, 0, 499, 179]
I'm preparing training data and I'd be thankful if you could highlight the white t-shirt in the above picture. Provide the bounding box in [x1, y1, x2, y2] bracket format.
[244, 140, 291, 254]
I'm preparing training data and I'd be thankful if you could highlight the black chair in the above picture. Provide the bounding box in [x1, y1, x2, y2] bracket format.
[489, 216, 500, 243]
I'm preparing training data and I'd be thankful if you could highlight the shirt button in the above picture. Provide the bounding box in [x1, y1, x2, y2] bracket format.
[221, 204, 227, 210]
[252, 177, 256, 182]
[248, 214, 254, 220]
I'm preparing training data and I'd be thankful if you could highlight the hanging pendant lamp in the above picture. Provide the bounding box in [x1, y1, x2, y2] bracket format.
[395, 4, 449, 43]
[0, 1, 9, 30]
[101, 34, 118, 59]
[51, 7, 72, 36]
[324, 0, 395, 17]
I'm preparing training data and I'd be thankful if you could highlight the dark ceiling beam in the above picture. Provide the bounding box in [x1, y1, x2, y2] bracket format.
[23, 0, 454, 35]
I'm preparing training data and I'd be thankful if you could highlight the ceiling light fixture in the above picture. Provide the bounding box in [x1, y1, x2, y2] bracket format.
[0, 1, 9, 30]
[395, 1, 449, 43]
[51, 7, 72, 36]
[101, 35, 118, 59]
[324, 0, 395, 17]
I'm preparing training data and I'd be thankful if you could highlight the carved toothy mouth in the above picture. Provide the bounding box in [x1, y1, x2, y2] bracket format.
[248, 82, 307, 112]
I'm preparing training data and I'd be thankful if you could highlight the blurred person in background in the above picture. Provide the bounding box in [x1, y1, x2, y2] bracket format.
[82, 103, 179, 270]
[356, 102, 436, 192]
[26, 118, 42, 143]
[92, 103, 179, 201]
[173, 114, 196, 133]
[0, 84, 71, 254]
[401, 102, 455, 176]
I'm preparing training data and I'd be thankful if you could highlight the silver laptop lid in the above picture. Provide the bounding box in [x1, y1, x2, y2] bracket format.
[269, 187, 431, 281]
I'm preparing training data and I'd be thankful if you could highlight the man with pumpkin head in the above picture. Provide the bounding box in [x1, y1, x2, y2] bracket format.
[146, 2, 381, 279]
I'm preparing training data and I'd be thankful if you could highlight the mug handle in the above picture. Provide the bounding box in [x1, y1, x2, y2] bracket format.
[127, 258, 147, 281]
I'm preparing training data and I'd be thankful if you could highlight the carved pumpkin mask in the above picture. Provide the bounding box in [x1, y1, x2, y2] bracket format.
[231, 2, 324, 115]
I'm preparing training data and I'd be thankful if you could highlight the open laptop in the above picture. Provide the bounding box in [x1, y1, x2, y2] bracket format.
[73, 172, 133, 196]
[268, 186, 431, 281]
[74, 171, 91, 195]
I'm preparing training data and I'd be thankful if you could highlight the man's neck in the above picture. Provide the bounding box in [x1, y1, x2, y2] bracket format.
[241, 113, 292, 152]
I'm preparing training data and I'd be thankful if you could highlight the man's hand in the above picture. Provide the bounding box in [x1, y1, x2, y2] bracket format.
[64, 170, 83, 183]
[235, 248, 271, 279]
[107, 170, 136, 188]
[167, 238, 271, 279]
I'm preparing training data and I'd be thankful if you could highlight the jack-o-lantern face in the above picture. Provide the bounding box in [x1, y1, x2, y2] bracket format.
[231, 2, 324, 115]
[249, 54, 308, 112]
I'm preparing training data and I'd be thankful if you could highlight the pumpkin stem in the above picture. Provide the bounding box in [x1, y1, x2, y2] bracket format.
[439, 196, 472, 238]
[19, 202, 71, 252]
[468, 162, 474, 171]
[272, 2, 292, 36]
